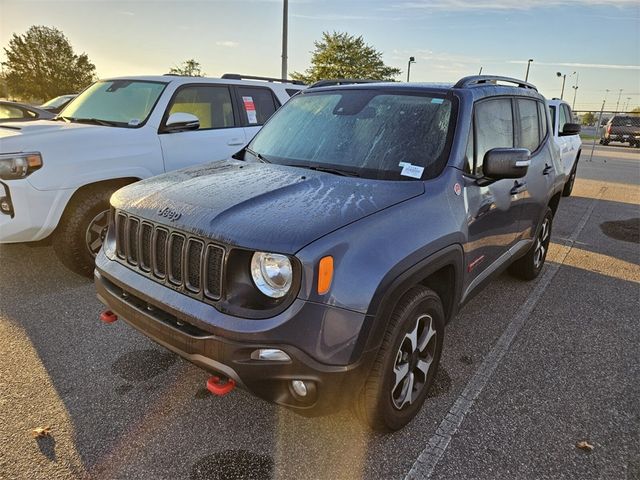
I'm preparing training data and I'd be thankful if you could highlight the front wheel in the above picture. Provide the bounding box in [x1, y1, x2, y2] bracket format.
[354, 286, 444, 432]
[562, 161, 578, 197]
[509, 208, 553, 281]
[53, 186, 116, 277]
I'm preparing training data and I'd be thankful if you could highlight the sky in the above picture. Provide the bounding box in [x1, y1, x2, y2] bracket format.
[1, 0, 639, 111]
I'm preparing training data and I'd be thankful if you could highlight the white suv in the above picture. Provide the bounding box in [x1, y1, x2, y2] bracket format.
[547, 99, 582, 197]
[0, 74, 304, 275]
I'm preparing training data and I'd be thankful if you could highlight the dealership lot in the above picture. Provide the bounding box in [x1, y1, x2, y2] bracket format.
[0, 144, 638, 480]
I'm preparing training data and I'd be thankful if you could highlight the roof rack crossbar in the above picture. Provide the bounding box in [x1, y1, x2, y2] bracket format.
[308, 79, 383, 88]
[454, 75, 537, 91]
[221, 73, 305, 85]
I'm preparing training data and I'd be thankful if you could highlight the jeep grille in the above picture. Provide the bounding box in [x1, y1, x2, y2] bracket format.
[114, 211, 224, 300]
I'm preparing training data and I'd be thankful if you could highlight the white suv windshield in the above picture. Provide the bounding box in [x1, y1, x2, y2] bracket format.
[60, 80, 167, 127]
[249, 90, 454, 180]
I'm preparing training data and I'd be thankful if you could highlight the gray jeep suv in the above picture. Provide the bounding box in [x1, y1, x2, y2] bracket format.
[95, 75, 564, 431]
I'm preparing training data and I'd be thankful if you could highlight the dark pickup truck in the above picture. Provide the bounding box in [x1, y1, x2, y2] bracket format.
[600, 115, 640, 147]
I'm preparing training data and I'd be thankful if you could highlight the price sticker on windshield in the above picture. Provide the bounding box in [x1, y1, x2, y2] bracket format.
[400, 163, 424, 179]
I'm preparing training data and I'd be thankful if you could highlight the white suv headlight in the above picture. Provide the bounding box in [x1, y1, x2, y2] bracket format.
[0, 152, 43, 180]
[250, 252, 293, 298]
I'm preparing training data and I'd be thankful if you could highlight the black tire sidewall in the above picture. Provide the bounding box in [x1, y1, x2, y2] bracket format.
[53, 188, 113, 277]
[376, 288, 445, 431]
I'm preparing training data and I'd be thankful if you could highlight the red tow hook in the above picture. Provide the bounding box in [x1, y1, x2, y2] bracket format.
[206, 376, 236, 396]
[100, 310, 118, 324]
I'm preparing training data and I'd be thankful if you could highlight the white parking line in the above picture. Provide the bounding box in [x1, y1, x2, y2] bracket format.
[405, 187, 606, 480]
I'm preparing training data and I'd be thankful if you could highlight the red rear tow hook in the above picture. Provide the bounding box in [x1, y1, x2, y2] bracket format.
[100, 310, 118, 324]
[206, 376, 236, 396]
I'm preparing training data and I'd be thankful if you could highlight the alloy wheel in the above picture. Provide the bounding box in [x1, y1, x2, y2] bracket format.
[533, 217, 551, 269]
[85, 210, 109, 257]
[391, 314, 437, 410]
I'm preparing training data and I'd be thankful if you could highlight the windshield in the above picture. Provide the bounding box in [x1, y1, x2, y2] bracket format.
[249, 90, 455, 180]
[41, 95, 74, 108]
[60, 80, 167, 127]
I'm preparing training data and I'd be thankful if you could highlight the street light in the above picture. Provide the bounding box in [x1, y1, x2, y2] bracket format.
[525, 59, 533, 82]
[407, 56, 416, 82]
[615, 89, 623, 113]
[281, 0, 288, 80]
[556, 71, 575, 100]
[571, 72, 579, 110]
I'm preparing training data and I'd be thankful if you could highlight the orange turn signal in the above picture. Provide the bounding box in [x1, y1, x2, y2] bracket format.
[317, 256, 334, 295]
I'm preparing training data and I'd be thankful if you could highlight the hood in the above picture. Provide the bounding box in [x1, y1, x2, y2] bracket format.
[0, 119, 110, 145]
[112, 160, 425, 253]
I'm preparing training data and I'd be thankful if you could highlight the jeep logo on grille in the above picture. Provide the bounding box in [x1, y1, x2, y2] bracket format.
[157, 207, 182, 222]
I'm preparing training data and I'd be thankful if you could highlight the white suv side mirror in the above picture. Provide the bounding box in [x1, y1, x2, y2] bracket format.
[164, 112, 200, 132]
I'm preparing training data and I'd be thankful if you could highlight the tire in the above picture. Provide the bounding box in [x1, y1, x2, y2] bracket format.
[562, 161, 578, 197]
[509, 208, 553, 281]
[354, 285, 445, 432]
[601, 139, 609, 146]
[53, 186, 115, 277]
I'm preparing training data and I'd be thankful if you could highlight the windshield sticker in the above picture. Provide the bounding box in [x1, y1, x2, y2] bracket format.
[128, 118, 141, 126]
[398, 162, 411, 168]
[400, 163, 424, 179]
[242, 96, 258, 124]
[431, 98, 444, 104]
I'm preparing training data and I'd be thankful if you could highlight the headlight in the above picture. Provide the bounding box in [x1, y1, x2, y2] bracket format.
[250, 252, 293, 298]
[0, 153, 43, 180]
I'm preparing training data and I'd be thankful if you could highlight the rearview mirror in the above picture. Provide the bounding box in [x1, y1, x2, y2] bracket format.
[483, 148, 531, 180]
[560, 122, 581, 136]
[164, 112, 200, 132]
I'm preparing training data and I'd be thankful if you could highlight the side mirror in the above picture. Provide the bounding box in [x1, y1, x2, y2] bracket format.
[483, 148, 531, 180]
[164, 112, 200, 132]
[560, 122, 581, 136]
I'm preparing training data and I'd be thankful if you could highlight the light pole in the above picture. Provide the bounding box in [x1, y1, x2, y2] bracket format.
[525, 59, 533, 82]
[571, 72, 579, 110]
[615, 89, 623, 113]
[625, 97, 632, 112]
[407, 56, 416, 82]
[478, 66, 483, 75]
[281, 0, 288, 80]
[556, 72, 566, 99]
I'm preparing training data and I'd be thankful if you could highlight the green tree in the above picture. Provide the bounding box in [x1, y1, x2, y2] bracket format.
[2, 26, 96, 101]
[168, 59, 205, 77]
[581, 111, 596, 125]
[631, 107, 640, 116]
[291, 32, 401, 84]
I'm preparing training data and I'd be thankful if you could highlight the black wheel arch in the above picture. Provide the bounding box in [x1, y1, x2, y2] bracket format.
[357, 244, 464, 359]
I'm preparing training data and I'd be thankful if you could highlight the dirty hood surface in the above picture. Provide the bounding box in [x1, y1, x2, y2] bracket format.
[112, 160, 424, 253]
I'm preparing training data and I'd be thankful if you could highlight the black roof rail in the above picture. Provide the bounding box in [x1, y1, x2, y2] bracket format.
[454, 75, 537, 91]
[221, 73, 305, 85]
[308, 79, 383, 88]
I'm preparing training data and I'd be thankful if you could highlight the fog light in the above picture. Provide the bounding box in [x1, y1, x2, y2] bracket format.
[291, 380, 308, 397]
[250, 349, 291, 362]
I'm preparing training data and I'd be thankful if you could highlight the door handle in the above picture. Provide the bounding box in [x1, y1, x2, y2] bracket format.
[510, 181, 527, 195]
[543, 164, 553, 175]
[227, 138, 244, 146]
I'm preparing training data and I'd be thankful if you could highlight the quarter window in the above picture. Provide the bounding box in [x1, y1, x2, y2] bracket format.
[168, 85, 235, 130]
[474, 98, 514, 175]
[517, 99, 540, 153]
[237, 87, 279, 126]
[558, 104, 568, 133]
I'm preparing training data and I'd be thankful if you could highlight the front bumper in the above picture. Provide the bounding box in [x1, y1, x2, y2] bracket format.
[0, 179, 72, 242]
[95, 253, 377, 415]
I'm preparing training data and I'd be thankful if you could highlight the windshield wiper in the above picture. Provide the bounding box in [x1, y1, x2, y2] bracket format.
[304, 165, 360, 177]
[245, 147, 271, 163]
[52, 116, 71, 122]
[69, 117, 120, 127]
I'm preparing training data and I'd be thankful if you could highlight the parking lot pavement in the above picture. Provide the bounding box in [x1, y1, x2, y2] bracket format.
[0, 144, 638, 480]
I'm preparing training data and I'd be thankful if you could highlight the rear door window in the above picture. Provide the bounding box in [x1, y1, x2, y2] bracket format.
[167, 85, 235, 130]
[558, 104, 568, 131]
[517, 99, 540, 153]
[538, 102, 548, 139]
[236, 87, 279, 126]
[474, 98, 514, 175]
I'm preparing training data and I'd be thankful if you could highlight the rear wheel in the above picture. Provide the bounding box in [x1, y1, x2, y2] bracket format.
[53, 186, 116, 277]
[354, 285, 444, 432]
[509, 208, 553, 281]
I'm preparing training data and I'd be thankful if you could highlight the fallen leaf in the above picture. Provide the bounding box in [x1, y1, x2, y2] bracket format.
[576, 440, 594, 451]
[31, 426, 51, 438]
